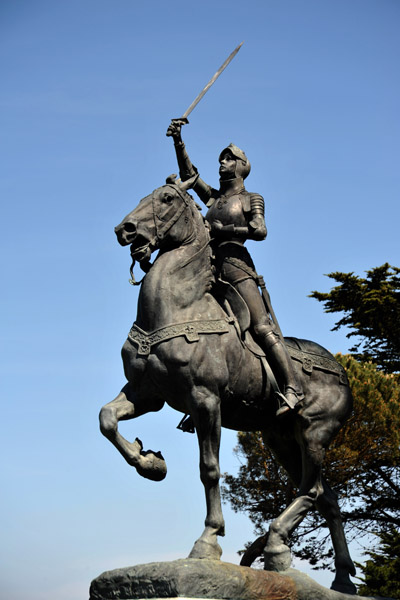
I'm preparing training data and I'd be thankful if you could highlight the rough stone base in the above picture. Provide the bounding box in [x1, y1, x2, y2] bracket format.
[89, 559, 396, 600]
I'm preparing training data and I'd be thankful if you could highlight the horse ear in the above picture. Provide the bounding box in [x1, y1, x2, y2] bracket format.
[177, 173, 199, 191]
[166, 174, 178, 184]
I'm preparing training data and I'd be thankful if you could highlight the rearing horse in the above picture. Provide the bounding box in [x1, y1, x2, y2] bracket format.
[99, 176, 357, 594]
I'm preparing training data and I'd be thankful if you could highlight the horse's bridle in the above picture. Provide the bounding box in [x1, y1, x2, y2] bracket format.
[129, 184, 200, 286]
[152, 184, 192, 242]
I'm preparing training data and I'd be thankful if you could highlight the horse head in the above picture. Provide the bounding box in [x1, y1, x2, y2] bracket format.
[114, 174, 202, 265]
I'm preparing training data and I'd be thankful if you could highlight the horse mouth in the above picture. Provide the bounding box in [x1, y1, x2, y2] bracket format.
[130, 238, 152, 262]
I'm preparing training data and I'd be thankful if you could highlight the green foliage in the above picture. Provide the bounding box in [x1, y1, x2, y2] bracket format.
[222, 356, 400, 569]
[356, 527, 400, 598]
[310, 264, 400, 372]
[328, 356, 400, 533]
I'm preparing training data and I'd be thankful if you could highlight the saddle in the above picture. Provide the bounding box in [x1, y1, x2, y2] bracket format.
[212, 278, 270, 357]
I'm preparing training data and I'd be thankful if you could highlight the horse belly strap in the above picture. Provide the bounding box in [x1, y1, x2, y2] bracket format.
[128, 318, 232, 356]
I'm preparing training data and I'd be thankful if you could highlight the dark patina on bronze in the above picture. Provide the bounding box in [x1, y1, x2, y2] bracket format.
[99, 170, 357, 594]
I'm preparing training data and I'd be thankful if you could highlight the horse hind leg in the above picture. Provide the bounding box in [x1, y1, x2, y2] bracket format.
[316, 477, 356, 595]
[244, 430, 356, 594]
[99, 382, 167, 481]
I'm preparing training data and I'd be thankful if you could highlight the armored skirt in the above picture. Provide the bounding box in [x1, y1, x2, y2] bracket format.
[213, 241, 258, 286]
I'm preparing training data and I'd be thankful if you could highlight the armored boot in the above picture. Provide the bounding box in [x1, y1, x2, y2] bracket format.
[261, 331, 304, 417]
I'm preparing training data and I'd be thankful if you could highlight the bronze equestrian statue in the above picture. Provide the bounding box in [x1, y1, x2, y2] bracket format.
[99, 160, 357, 593]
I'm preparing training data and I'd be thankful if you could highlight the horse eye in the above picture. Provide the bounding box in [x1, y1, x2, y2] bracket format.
[163, 195, 173, 204]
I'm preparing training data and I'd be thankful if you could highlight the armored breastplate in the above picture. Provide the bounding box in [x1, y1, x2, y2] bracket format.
[206, 193, 248, 229]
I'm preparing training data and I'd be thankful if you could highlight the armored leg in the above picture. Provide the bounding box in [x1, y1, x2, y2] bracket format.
[262, 330, 304, 416]
[234, 277, 304, 416]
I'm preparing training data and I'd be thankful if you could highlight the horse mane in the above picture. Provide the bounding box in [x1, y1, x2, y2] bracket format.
[177, 189, 215, 285]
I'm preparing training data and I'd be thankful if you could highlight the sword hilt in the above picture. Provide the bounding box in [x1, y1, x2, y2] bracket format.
[166, 117, 189, 137]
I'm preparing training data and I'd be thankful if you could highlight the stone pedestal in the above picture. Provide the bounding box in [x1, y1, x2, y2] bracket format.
[89, 559, 395, 600]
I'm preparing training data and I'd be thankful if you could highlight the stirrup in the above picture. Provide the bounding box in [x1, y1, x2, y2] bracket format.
[177, 414, 195, 433]
[275, 388, 303, 418]
[276, 403, 291, 418]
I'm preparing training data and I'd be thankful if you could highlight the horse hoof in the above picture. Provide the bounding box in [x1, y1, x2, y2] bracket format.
[133, 440, 167, 481]
[188, 539, 222, 560]
[264, 544, 292, 571]
[136, 451, 167, 481]
[330, 579, 357, 595]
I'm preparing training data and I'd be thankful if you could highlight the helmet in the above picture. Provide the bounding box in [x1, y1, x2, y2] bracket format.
[219, 143, 251, 179]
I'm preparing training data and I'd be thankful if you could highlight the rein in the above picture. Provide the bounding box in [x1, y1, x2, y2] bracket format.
[129, 258, 151, 286]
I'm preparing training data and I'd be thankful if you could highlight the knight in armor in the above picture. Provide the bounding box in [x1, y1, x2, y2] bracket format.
[166, 120, 304, 417]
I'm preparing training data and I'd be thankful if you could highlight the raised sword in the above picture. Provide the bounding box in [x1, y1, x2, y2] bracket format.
[168, 41, 244, 127]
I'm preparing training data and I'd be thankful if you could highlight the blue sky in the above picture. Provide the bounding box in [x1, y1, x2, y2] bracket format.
[1, 1, 399, 599]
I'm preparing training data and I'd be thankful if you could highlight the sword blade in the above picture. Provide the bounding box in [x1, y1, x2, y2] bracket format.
[181, 41, 244, 120]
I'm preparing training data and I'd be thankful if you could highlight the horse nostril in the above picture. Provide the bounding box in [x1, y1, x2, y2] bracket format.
[124, 222, 137, 234]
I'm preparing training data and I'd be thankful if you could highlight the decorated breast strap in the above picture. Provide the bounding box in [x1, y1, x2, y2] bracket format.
[128, 318, 232, 356]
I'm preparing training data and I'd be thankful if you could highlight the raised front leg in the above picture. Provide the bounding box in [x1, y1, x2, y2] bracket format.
[99, 383, 167, 481]
[188, 386, 225, 560]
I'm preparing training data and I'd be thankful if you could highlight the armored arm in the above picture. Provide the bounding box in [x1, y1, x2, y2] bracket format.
[166, 120, 212, 204]
[171, 136, 197, 180]
[248, 194, 267, 240]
